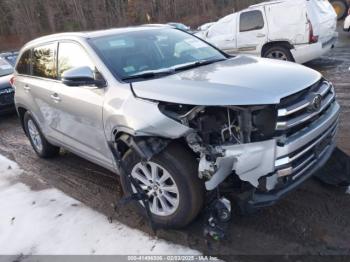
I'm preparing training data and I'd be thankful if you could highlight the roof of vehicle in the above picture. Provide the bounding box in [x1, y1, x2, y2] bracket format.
[248, 0, 304, 8]
[23, 26, 171, 48]
[0, 51, 19, 57]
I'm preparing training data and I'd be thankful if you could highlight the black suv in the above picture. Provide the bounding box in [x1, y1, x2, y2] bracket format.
[0, 54, 17, 114]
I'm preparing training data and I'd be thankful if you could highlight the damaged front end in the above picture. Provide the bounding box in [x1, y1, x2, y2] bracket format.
[159, 103, 279, 191]
[159, 83, 340, 209]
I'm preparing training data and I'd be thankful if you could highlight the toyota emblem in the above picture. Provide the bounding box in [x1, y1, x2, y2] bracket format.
[310, 94, 322, 112]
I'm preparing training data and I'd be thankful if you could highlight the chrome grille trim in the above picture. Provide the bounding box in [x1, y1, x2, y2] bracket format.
[276, 81, 335, 131]
[292, 154, 314, 174]
[275, 118, 338, 168]
[277, 99, 310, 117]
[292, 158, 317, 180]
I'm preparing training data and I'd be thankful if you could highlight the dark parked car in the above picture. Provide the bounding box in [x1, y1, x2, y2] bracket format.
[0, 57, 16, 114]
[0, 51, 18, 67]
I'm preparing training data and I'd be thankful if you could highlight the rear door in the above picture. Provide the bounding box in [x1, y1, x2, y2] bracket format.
[52, 41, 113, 168]
[306, 0, 337, 44]
[265, 1, 308, 44]
[236, 8, 268, 55]
[25, 43, 64, 141]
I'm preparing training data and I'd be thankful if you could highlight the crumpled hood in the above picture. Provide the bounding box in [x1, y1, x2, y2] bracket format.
[132, 56, 322, 106]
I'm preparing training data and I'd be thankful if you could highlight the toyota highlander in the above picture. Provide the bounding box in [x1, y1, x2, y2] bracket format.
[13, 27, 340, 228]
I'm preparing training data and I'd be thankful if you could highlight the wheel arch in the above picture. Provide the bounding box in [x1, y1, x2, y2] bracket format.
[261, 41, 295, 62]
[112, 129, 196, 161]
[261, 41, 294, 55]
[17, 106, 28, 134]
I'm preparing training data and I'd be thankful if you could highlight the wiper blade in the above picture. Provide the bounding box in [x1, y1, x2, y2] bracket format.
[174, 58, 226, 72]
[122, 70, 174, 81]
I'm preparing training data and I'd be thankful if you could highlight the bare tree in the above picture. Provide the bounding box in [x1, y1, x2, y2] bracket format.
[0, 0, 264, 51]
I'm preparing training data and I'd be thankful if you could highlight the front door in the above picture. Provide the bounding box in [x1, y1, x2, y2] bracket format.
[52, 41, 113, 168]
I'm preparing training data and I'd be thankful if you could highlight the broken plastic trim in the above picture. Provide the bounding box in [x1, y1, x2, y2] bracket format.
[116, 134, 170, 161]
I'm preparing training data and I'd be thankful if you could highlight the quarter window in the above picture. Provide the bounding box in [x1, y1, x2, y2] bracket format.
[240, 10, 264, 32]
[16, 49, 31, 75]
[32, 43, 57, 79]
[58, 42, 95, 78]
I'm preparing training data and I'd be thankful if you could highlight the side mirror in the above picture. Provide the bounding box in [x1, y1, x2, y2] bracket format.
[61, 66, 106, 88]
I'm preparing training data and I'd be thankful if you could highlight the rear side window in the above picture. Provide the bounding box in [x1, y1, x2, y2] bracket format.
[32, 43, 57, 79]
[57, 42, 95, 78]
[240, 10, 264, 32]
[16, 49, 31, 75]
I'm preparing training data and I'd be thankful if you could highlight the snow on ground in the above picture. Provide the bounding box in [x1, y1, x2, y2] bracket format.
[0, 154, 201, 255]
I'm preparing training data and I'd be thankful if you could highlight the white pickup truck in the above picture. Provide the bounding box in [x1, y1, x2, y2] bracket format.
[197, 0, 338, 64]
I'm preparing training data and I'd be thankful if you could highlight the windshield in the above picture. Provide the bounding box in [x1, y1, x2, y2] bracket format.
[0, 58, 13, 77]
[91, 28, 226, 80]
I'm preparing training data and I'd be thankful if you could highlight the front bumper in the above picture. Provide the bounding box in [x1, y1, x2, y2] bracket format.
[0, 91, 15, 114]
[204, 101, 340, 207]
[247, 141, 336, 208]
[247, 102, 340, 209]
[291, 34, 338, 64]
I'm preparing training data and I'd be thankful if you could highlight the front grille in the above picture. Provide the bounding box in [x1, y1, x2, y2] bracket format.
[276, 79, 335, 136]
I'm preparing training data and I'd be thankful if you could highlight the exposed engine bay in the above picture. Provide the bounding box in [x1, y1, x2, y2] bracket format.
[159, 103, 279, 191]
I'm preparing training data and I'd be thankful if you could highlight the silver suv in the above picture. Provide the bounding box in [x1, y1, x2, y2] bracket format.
[13, 27, 340, 228]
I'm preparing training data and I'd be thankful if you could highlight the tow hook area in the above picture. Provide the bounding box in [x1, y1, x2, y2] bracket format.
[204, 195, 232, 241]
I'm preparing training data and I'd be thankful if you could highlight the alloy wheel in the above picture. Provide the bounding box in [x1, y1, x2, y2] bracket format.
[131, 161, 180, 216]
[266, 50, 288, 61]
[27, 119, 43, 152]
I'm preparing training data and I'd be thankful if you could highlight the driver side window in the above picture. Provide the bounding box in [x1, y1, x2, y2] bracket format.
[58, 42, 95, 79]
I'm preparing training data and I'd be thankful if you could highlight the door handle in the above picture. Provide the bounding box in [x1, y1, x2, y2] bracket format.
[50, 93, 61, 102]
[257, 33, 266, 38]
[23, 85, 31, 91]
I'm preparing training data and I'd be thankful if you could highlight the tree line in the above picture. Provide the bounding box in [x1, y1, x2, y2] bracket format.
[0, 0, 262, 51]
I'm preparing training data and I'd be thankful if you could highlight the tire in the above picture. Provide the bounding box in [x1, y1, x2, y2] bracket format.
[120, 143, 204, 228]
[262, 45, 294, 62]
[23, 112, 60, 158]
[330, 0, 349, 20]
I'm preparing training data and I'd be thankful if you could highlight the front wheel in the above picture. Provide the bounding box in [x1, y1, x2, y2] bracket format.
[262, 45, 294, 62]
[120, 143, 204, 228]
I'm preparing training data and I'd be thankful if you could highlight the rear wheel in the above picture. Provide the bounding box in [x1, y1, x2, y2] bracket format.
[330, 0, 349, 20]
[262, 45, 294, 62]
[24, 112, 60, 158]
[120, 143, 204, 228]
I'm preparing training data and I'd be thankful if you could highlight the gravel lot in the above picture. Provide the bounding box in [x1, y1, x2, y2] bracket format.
[0, 24, 349, 257]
